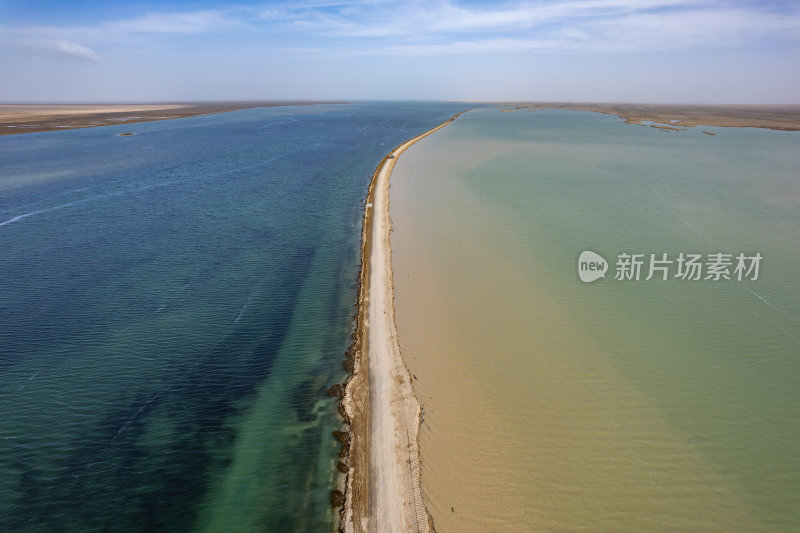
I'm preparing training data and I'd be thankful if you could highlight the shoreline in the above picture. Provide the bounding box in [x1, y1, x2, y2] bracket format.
[0, 102, 348, 135]
[489, 102, 800, 131]
[339, 111, 468, 532]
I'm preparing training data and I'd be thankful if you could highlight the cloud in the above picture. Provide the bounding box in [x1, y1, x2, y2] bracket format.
[4, 0, 800, 61]
[23, 40, 99, 62]
[585, 6, 800, 51]
[254, 0, 800, 53]
[107, 10, 241, 34]
[260, 0, 704, 38]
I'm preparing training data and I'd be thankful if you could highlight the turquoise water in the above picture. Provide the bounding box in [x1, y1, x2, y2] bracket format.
[0, 102, 469, 531]
[391, 108, 800, 531]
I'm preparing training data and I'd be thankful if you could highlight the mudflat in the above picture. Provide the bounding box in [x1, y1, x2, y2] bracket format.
[0, 102, 346, 134]
[495, 103, 800, 130]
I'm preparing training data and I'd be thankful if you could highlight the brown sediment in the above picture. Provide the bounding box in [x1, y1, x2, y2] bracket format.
[332, 430, 350, 446]
[331, 490, 345, 508]
[338, 110, 470, 533]
[650, 124, 686, 132]
[0, 101, 348, 135]
[487, 102, 800, 131]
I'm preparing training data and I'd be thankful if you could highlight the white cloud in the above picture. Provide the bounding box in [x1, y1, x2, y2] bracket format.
[23, 40, 99, 62]
[276, 0, 706, 38]
[107, 10, 241, 34]
[586, 6, 800, 51]
[255, 0, 800, 53]
[4, 1, 800, 61]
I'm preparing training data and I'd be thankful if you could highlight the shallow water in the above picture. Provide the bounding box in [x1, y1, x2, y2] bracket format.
[0, 102, 469, 532]
[391, 108, 800, 531]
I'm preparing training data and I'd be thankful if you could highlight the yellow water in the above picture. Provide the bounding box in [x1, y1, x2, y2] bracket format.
[390, 108, 800, 531]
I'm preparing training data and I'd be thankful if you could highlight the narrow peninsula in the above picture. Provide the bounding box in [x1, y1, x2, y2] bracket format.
[340, 111, 467, 533]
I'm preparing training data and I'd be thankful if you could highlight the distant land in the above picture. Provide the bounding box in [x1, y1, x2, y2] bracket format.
[493, 103, 800, 131]
[0, 102, 347, 135]
[3, 102, 800, 136]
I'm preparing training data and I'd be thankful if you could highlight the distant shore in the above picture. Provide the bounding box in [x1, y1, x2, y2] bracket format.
[0, 102, 347, 135]
[340, 111, 468, 533]
[490, 102, 800, 131]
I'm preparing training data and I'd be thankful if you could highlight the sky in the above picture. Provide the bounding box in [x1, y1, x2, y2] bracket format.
[1, 0, 799, 103]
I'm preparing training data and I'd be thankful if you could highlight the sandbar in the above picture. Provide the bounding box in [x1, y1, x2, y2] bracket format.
[0, 102, 346, 135]
[340, 112, 467, 532]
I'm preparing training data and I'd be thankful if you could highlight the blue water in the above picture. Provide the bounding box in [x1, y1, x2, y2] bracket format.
[0, 102, 470, 531]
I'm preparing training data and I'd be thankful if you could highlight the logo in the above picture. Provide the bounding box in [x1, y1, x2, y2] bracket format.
[577, 250, 762, 283]
[578, 250, 608, 283]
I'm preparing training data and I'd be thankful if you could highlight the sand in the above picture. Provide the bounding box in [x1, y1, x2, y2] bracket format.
[0, 102, 346, 135]
[340, 112, 467, 533]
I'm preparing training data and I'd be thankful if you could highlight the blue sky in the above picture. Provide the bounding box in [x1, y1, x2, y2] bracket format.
[1, 0, 799, 103]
